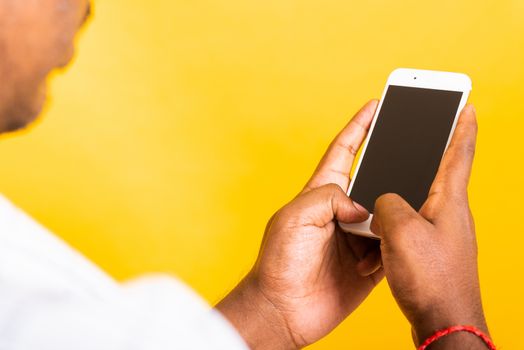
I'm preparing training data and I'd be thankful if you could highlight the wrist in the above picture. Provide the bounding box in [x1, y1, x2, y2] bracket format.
[216, 272, 297, 350]
[412, 309, 489, 348]
[418, 326, 495, 350]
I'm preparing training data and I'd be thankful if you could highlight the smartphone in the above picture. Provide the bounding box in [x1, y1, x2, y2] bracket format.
[339, 68, 472, 239]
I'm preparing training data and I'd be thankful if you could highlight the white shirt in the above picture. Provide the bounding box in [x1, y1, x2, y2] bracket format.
[0, 195, 247, 350]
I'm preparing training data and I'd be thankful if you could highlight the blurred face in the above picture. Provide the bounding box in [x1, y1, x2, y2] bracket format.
[0, 0, 91, 133]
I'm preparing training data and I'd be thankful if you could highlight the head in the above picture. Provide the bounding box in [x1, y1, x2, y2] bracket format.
[0, 0, 91, 133]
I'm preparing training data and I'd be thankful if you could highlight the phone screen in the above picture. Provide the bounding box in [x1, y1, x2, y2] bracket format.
[349, 85, 463, 213]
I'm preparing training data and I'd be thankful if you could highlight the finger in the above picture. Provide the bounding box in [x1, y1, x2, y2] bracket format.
[345, 232, 378, 260]
[303, 100, 378, 193]
[343, 228, 382, 276]
[285, 184, 369, 228]
[370, 193, 422, 240]
[360, 266, 384, 286]
[356, 243, 382, 277]
[428, 104, 478, 200]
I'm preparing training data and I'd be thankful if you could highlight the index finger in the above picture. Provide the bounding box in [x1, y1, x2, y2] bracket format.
[428, 104, 478, 200]
[303, 100, 378, 193]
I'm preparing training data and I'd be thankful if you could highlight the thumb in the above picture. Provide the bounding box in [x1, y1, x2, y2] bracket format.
[370, 193, 422, 240]
[285, 184, 369, 228]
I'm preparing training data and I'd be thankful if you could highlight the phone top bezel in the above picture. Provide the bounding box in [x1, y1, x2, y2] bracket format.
[342, 68, 472, 238]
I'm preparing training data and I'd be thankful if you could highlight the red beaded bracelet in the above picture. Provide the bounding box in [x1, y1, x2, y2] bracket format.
[418, 325, 496, 350]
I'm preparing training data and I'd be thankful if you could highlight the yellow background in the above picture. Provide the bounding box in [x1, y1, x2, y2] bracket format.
[1, 0, 523, 348]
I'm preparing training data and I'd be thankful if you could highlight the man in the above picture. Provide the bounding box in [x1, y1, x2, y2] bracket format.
[0, 1, 490, 349]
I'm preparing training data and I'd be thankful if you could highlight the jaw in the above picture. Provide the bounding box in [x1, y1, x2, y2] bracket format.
[0, 80, 47, 134]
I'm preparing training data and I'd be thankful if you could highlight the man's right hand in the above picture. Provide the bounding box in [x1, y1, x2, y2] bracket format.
[371, 105, 491, 349]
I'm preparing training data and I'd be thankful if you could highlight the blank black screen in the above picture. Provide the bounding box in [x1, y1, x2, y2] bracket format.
[350, 85, 463, 213]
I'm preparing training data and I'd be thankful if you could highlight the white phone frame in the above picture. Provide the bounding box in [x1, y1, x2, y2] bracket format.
[339, 68, 472, 239]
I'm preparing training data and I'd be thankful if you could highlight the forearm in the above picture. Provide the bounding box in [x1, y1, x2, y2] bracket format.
[215, 274, 296, 350]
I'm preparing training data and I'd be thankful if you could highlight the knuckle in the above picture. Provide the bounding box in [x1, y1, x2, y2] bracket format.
[272, 205, 289, 222]
[322, 183, 343, 195]
[274, 204, 300, 228]
[464, 142, 476, 158]
[347, 143, 358, 156]
[391, 213, 420, 235]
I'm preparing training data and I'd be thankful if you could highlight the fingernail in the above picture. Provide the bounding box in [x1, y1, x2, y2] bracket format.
[353, 201, 368, 213]
[467, 104, 476, 114]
